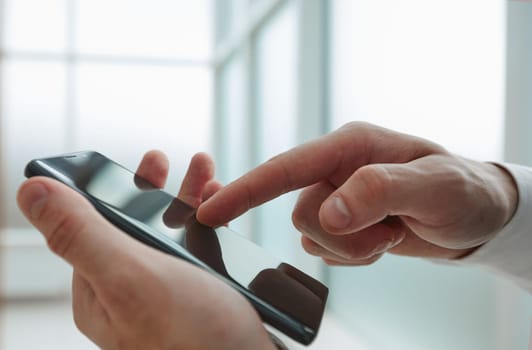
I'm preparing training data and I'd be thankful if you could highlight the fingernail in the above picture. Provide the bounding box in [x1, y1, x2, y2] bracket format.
[372, 240, 393, 256]
[21, 183, 49, 220]
[322, 196, 352, 229]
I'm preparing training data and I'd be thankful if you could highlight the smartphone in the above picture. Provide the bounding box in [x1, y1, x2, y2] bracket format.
[25, 151, 327, 345]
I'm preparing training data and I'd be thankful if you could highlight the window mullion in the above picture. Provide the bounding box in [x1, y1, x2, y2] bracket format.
[0, 0, 6, 229]
[296, 0, 329, 141]
[293, 0, 330, 279]
[504, 1, 532, 166]
[213, 0, 285, 69]
[65, 0, 77, 151]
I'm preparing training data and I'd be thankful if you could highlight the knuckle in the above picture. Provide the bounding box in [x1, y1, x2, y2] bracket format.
[292, 203, 320, 237]
[46, 212, 83, 258]
[291, 207, 307, 233]
[355, 165, 392, 203]
[357, 255, 381, 266]
[300, 236, 321, 256]
[300, 238, 315, 255]
[340, 121, 357, 130]
[362, 253, 384, 265]
[343, 238, 374, 260]
[291, 189, 313, 233]
[346, 253, 383, 266]
[339, 121, 371, 131]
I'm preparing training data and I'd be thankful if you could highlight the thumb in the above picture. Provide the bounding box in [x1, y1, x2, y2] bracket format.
[319, 164, 417, 234]
[17, 177, 138, 281]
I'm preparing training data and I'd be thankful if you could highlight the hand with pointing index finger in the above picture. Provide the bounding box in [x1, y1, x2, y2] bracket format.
[197, 122, 518, 266]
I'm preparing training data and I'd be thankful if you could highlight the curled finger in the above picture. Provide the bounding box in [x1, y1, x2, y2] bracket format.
[135, 150, 169, 189]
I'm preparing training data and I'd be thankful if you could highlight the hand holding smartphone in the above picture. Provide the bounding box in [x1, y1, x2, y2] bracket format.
[24, 151, 328, 345]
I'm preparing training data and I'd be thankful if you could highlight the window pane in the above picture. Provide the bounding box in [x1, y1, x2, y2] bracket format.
[75, 0, 212, 60]
[218, 53, 248, 184]
[255, 5, 298, 161]
[217, 53, 253, 236]
[75, 63, 212, 194]
[330, 0, 504, 161]
[254, 2, 299, 258]
[1, 61, 67, 228]
[3, 0, 66, 52]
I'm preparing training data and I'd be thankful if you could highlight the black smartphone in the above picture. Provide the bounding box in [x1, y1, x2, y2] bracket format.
[25, 151, 327, 345]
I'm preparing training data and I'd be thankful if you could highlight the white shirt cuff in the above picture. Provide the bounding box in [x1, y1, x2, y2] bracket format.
[457, 163, 532, 293]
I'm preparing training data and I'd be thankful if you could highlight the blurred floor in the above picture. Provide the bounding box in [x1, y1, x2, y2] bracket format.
[0, 298, 97, 350]
[0, 299, 366, 349]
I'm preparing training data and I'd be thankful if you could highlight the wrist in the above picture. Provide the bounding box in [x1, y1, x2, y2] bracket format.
[452, 161, 519, 260]
[487, 162, 519, 228]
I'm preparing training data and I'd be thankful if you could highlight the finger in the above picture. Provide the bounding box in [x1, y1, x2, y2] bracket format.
[202, 181, 226, 226]
[319, 161, 445, 235]
[197, 133, 347, 226]
[202, 180, 223, 202]
[135, 150, 169, 189]
[162, 197, 196, 228]
[198, 122, 441, 226]
[17, 177, 142, 281]
[293, 181, 404, 259]
[301, 219, 404, 260]
[292, 181, 336, 229]
[300, 235, 387, 264]
[178, 152, 215, 208]
[387, 229, 475, 259]
[322, 253, 384, 266]
[311, 240, 385, 265]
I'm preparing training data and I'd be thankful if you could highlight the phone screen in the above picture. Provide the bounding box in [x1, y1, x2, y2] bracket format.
[26, 151, 327, 344]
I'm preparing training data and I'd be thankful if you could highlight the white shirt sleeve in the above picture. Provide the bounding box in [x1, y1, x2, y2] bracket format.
[458, 163, 532, 293]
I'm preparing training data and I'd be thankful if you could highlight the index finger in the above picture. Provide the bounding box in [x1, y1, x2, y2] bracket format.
[197, 122, 441, 227]
[197, 134, 347, 226]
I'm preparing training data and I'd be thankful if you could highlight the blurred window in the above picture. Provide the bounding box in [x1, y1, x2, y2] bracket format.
[2, 0, 530, 348]
[0, 0, 213, 296]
